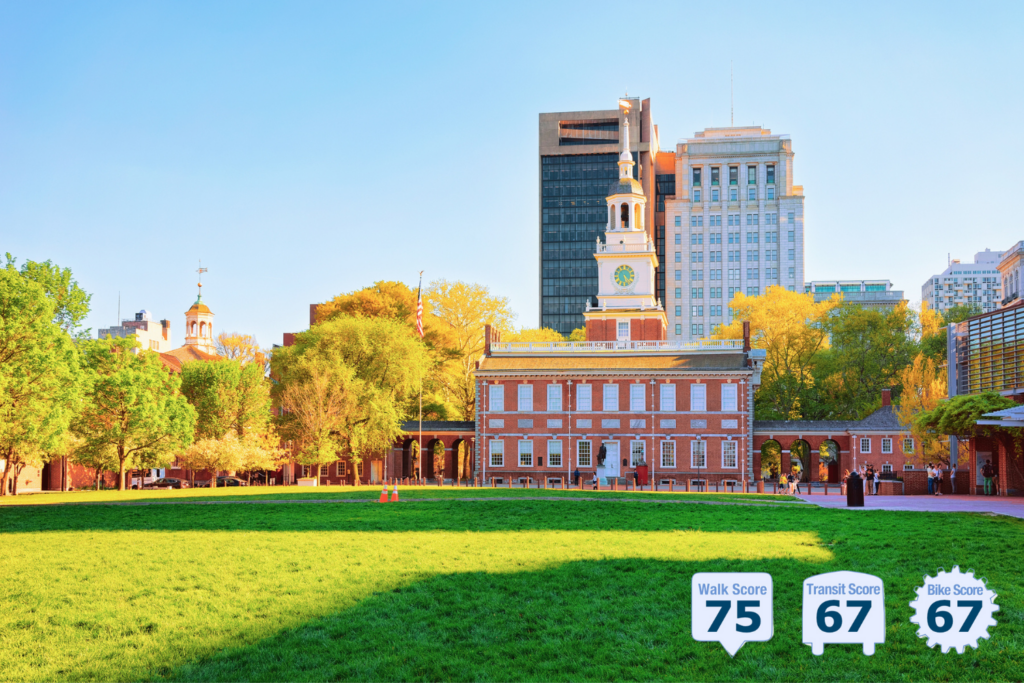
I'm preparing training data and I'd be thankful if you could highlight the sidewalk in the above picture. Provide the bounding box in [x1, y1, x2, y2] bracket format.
[794, 493, 1024, 519]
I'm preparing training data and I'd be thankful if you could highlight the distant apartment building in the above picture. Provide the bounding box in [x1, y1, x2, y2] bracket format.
[663, 127, 806, 340]
[538, 98, 663, 336]
[805, 280, 906, 312]
[98, 310, 171, 352]
[921, 249, 1003, 315]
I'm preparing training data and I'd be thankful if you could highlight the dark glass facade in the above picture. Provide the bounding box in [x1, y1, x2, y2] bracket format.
[541, 153, 634, 335]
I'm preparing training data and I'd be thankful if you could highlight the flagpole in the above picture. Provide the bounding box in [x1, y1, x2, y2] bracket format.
[417, 271, 424, 483]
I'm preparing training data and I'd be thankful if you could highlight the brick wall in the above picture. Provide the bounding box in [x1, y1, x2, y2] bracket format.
[903, 469, 969, 495]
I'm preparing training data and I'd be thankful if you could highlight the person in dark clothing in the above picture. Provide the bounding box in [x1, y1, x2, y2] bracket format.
[572, 468, 580, 486]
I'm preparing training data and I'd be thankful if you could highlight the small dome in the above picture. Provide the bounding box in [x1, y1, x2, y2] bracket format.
[186, 302, 212, 315]
[138, 309, 153, 321]
[607, 177, 644, 197]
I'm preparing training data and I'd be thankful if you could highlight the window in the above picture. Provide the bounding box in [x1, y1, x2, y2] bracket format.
[302, 465, 311, 478]
[631, 441, 646, 466]
[710, 167, 720, 186]
[788, 230, 795, 242]
[489, 385, 504, 412]
[748, 186, 756, 201]
[694, 189, 701, 202]
[746, 287, 758, 296]
[788, 249, 795, 261]
[722, 441, 738, 468]
[881, 463, 893, 473]
[490, 440, 504, 467]
[336, 461, 347, 477]
[603, 384, 619, 411]
[903, 463, 915, 471]
[548, 441, 562, 468]
[692, 305, 703, 316]
[748, 251, 759, 261]
[690, 384, 707, 411]
[767, 186, 775, 200]
[576, 384, 592, 411]
[747, 165, 757, 184]
[675, 288, 682, 298]
[691, 270, 703, 281]
[692, 168, 701, 186]
[617, 321, 630, 341]
[691, 234, 703, 245]
[660, 383, 676, 411]
[691, 323, 703, 336]
[547, 384, 562, 412]
[766, 164, 775, 184]
[729, 187, 737, 201]
[675, 270, 682, 281]
[788, 267, 795, 279]
[710, 305, 722, 316]
[788, 212, 795, 224]
[860, 438, 871, 453]
[675, 215, 681, 227]
[675, 251, 682, 262]
[675, 305, 682, 316]
[711, 188, 719, 201]
[729, 166, 738, 185]
[675, 234, 682, 245]
[519, 440, 533, 467]
[710, 215, 722, 227]
[903, 438, 914, 453]
[691, 440, 707, 468]
[356, 462, 364, 477]
[630, 384, 645, 411]
[722, 383, 738, 412]
[691, 252, 703, 263]
[320, 465, 329, 477]
[675, 324, 682, 335]
[577, 441, 592, 467]
[691, 287, 703, 299]
[661, 441, 676, 468]
[711, 287, 722, 298]
[881, 438, 893, 454]
[518, 385, 533, 412]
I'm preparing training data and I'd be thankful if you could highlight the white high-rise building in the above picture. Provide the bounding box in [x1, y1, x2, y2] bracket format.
[922, 249, 1004, 315]
[663, 127, 805, 340]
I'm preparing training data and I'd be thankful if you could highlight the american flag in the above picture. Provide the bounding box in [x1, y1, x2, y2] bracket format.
[415, 271, 424, 339]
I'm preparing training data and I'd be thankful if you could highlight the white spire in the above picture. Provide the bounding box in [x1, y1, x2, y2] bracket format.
[620, 115, 632, 163]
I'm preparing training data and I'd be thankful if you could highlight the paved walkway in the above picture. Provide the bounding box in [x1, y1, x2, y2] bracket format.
[794, 493, 1024, 519]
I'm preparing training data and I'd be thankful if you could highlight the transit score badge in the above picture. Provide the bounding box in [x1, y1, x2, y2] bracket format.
[691, 572, 773, 656]
[909, 566, 999, 654]
[802, 571, 885, 655]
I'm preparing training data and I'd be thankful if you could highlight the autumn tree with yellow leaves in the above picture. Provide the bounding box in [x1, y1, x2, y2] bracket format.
[895, 353, 949, 467]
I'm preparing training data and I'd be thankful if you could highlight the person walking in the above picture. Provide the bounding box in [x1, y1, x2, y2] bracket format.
[926, 463, 934, 495]
[572, 468, 580, 486]
[591, 472, 599, 491]
[982, 460, 995, 496]
[873, 468, 880, 495]
[778, 472, 788, 495]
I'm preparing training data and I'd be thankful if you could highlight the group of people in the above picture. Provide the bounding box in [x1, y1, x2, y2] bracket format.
[777, 470, 803, 495]
[926, 462, 945, 496]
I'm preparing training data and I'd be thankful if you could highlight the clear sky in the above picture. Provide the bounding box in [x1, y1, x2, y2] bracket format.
[2, 1, 1022, 349]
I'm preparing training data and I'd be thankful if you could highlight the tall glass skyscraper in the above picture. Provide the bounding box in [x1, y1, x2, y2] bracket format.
[538, 99, 657, 336]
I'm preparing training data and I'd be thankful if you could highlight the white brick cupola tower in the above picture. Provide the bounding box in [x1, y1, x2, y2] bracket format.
[582, 97, 666, 343]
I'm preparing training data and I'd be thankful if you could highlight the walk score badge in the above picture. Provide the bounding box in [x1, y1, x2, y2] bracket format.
[691, 572, 773, 656]
[909, 566, 999, 653]
[802, 571, 885, 655]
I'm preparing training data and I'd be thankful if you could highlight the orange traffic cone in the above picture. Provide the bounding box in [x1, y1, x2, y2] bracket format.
[379, 484, 389, 503]
[390, 483, 399, 502]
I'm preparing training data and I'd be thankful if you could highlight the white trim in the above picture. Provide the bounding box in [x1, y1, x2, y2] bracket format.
[860, 437, 871, 454]
[518, 440, 533, 467]
[881, 438, 892, 454]
[630, 384, 645, 412]
[691, 440, 707, 469]
[547, 384, 562, 412]
[603, 384, 619, 412]
[721, 383, 738, 412]
[577, 440, 593, 467]
[722, 440, 738, 469]
[518, 385, 533, 412]
[660, 440, 676, 468]
[489, 439, 504, 468]
[489, 384, 504, 413]
[690, 384, 707, 412]
[630, 440, 646, 466]
[660, 383, 676, 412]
[547, 440, 563, 468]
[576, 384, 592, 412]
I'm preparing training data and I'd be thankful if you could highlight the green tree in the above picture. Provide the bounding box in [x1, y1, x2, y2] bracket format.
[920, 302, 982, 364]
[0, 268, 82, 496]
[74, 337, 197, 490]
[917, 392, 1018, 454]
[810, 302, 918, 419]
[568, 327, 587, 342]
[5, 253, 92, 336]
[272, 315, 430, 481]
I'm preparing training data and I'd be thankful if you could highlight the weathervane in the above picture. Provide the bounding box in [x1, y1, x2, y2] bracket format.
[196, 260, 208, 301]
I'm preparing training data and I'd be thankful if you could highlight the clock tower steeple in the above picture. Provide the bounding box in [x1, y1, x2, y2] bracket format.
[582, 97, 667, 343]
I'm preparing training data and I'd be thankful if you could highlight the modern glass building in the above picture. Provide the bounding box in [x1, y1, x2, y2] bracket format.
[953, 303, 1024, 397]
[538, 99, 658, 336]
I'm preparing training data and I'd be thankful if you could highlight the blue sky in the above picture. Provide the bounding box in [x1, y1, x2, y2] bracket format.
[2, 1, 1022, 348]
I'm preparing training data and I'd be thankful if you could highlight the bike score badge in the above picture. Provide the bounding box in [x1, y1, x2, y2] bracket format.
[910, 566, 999, 654]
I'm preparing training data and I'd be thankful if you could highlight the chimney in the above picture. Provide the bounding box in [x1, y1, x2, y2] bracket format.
[484, 324, 492, 357]
[309, 304, 319, 327]
[160, 319, 170, 341]
[742, 321, 751, 353]
[881, 388, 891, 407]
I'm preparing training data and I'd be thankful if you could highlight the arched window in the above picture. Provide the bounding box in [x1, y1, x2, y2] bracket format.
[634, 203, 642, 231]
[190, 322, 197, 336]
[620, 203, 629, 228]
[608, 204, 615, 229]
[200, 322, 206, 337]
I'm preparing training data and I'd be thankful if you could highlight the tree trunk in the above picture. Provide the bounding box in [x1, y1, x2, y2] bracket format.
[0, 465, 8, 497]
[211, 469, 217, 488]
[95, 466, 102, 491]
[12, 464, 21, 495]
[118, 444, 127, 491]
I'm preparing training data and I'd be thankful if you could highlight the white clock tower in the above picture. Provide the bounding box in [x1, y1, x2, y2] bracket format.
[582, 98, 666, 342]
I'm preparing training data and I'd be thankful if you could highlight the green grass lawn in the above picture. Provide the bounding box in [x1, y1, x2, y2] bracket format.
[1, 491, 1021, 682]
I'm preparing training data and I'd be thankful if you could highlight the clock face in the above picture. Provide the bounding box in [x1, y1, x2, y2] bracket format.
[613, 265, 636, 289]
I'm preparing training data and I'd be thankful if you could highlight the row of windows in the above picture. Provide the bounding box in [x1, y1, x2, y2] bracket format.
[693, 165, 774, 186]
[302, 462, 363, 478]
[681, 212, 795, 228]
[488, 383, 738, 413]
[488, 439, 739, 469]
[693, 186, 777, 202]
[859, 437, 914, 454]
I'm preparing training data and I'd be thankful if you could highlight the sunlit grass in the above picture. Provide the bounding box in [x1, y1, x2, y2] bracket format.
[1, 495, 1021, 681]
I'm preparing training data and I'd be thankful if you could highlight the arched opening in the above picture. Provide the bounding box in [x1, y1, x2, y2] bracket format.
[819, 440, 841, 483]
[450, 439, 467, 482]
[199, 322, 206, 337]
[426, 439, 445, 482]
[401, 439, 416, 480]
[634, 203, 642, 231]
[760, 440, 781, 480]
[620, 203, 629, 228]
[608, 204, 615, 230]
[789, 439, 811, 482]
[190, 321, 197, 336]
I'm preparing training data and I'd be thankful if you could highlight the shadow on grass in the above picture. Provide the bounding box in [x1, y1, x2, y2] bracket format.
[166, 557, 988, 683]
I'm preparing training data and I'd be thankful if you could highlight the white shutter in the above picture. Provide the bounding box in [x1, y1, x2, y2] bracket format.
[721, 384, 737, 412]
[576, 385, 592, 411]
[518, 385, 533, 412]
[691, 384, 707, 412]
[489, 385, 504, 412]
[603, 384, 619, 412]
[630, 384, 645, 412]
[660, 384, 676, 412]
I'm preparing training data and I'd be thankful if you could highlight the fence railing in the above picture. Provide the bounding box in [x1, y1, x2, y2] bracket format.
[490, 339, 744, 354]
